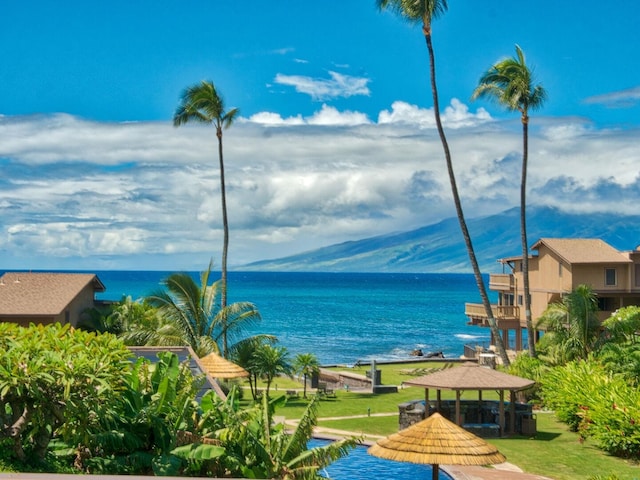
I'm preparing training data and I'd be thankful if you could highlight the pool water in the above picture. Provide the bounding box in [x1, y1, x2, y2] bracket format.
[310, 439, 453, 479]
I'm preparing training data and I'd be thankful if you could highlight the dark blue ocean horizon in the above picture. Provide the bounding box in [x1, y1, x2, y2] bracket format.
[88, 270, 493, 364]
[1, 269, 495, 364]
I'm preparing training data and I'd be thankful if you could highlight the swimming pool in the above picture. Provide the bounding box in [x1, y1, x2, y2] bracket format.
[310, 439, 453, 479]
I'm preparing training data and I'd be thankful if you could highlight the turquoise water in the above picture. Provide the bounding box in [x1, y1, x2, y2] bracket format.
[93, 270, 493, 364]
[309, 439, 453, 479]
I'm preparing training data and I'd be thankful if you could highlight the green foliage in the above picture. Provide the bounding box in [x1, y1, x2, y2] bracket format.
[596, 343, 640, 386]
[121, 262, 264, 358]
[0, 323, 132, 463]
[207, 391, 357, 479]
[505, 352, 548, 402]
[536, 284, 601, 364]
[80, 351, 203, 474]
[294, 353, 320, 398]
[603, 306, 640, 345]
[541, 360, 640, 459]
[251, 344, 293, 399]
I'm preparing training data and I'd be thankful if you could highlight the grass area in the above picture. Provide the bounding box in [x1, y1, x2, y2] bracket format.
[491, 413, 639, 480]
[325, 361, 457, 387]
[273, 364, 640, 480]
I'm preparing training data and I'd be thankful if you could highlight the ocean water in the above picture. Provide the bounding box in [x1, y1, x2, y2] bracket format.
[95, 270, 493, 364]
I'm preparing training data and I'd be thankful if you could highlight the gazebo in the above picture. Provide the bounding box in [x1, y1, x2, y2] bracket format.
[402, 362, 535, 436]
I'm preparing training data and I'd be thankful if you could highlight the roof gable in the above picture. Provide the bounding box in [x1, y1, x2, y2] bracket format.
[0, 272, 104, 316]
[532, 238, 631, 265]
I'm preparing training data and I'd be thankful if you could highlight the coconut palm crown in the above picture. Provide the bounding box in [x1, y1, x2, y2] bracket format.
[472, 45, 546, 123]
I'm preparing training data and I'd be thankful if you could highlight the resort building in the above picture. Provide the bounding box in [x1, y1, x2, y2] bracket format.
[465, 238, 640, 351]
[0, 272, 106, 327]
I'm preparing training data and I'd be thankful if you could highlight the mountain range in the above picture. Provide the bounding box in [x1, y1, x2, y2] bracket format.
[240, 206, 640, 273]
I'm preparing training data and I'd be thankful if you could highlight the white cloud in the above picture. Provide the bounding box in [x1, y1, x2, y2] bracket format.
[306, 104, 371, 126]
[245, 104, 370, 126]
[244, 112, 305, 126]
[274, 71, 371, 101]
[1, 101, 639, 269]
[583, 85, 640, 108]
[378, 99, 491, 128]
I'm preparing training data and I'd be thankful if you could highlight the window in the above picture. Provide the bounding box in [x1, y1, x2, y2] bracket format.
[605, 268, 617, 286]
[518, 295, 523, 306]
[558, 262, 563, 277]
[635, 264, 640, 287]
[502, 293, 514, 306]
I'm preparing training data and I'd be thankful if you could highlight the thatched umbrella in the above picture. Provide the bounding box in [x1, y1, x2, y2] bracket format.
[368, 412, 506, 480]
[198, 351, 249, 379]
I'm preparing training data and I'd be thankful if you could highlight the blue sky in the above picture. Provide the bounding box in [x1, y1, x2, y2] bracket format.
[1, 1, 639, 270]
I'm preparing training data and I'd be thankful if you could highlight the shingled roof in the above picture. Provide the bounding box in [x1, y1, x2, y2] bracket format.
[531, 238, 631, 265]
[0, 272, 105, 316]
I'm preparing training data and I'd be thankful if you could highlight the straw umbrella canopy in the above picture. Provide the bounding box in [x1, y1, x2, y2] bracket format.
[369, 412, 506, 480]
[199, 351, 249, 379]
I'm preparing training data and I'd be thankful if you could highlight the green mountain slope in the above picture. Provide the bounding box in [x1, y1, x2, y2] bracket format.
[240, 206, 640, 273]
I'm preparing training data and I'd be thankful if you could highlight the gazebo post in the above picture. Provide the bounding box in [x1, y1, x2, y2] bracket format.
[498, 390, 505, 436]
[436, 389, 442, 413]
[425, 388, 430, 418]
[478, 390, 483, 423]
[455, 390, 461, 425]
[510, 390, 516, 435]
[432, 463, 439, 480]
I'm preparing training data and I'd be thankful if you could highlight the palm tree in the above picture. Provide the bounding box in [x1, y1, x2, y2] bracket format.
[208, 392, 357, 479]
[120, 261, 262, 358]
[536, 284, 601, 365]
[293, 353, 320, 398]
[377, 0, 509, 365]
[173, 80, 239, 357]
[472, 45, 547, 357]
[252, 343, 293, 399]
[232, 336, 277, 400]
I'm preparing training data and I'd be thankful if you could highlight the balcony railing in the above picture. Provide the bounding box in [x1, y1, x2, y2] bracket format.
[464, 303, 520, 320]
[489, 274, 514, 291]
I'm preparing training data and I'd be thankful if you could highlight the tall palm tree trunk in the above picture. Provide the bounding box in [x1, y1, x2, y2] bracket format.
[423, 28, 510, 366]
[217, 127, 230, 358]
[521, 117, 536, 357]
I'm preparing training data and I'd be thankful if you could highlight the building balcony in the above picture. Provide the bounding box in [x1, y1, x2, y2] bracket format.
[465, 303, 521, 329]
[489, 274, 515, 291]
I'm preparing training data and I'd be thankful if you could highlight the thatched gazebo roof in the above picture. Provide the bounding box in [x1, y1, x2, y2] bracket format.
[369, 412, 505, 480]
[403, 362, 534, 391]
[199, 351, 249, 379]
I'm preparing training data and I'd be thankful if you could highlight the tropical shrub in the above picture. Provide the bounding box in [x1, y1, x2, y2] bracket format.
[542, 360, 640, 458]
[0, 323, 131, 463]
[536, 284, 601, 365]
[179, 390, 358, 479]
[505, 352, 548, 402]
[603, 306, 640, 344]
[78, 351, 203, 475]
[595, 342, 640, 386]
